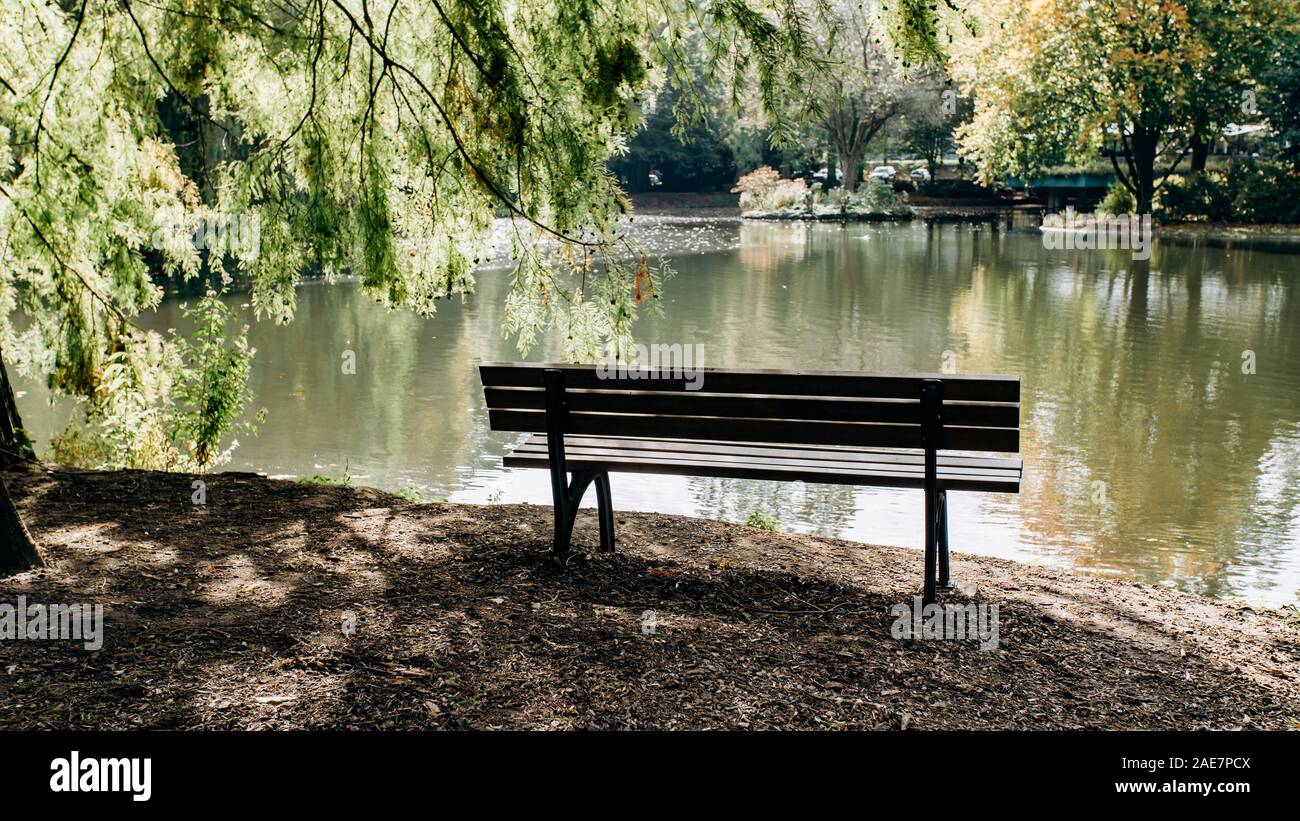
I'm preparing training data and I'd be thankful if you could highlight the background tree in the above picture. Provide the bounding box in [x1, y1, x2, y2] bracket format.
[1259, 33, 1300, 170]
[812, 2, 908, 191]
[608, 51, 738, 192]
[899, 71, 966, 180]
[953, 0, 1295, 211]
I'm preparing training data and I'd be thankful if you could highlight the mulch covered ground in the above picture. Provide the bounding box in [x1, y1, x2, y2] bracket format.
[2, 464, 1297, 730]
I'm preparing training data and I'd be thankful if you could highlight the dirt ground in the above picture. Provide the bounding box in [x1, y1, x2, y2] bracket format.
[2, 464, 1297, 730]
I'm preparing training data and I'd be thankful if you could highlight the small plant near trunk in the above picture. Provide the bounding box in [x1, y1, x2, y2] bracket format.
[296, 473, 351, 486]
[45, 290, 261, 472]
[392, 483, 449, 504]
[394, 486, 426, 503]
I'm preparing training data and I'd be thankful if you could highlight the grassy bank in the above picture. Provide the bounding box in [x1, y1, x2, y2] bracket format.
[2, 464, 1297, 730]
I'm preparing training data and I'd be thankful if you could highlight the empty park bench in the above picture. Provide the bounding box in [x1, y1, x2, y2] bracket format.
[479, 362, 1022, 602]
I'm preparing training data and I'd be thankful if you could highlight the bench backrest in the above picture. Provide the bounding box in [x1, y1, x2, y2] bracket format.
[480, 362, 1019, 453]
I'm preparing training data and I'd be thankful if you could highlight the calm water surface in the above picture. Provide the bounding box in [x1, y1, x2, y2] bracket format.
[17, 219, 1300, 605]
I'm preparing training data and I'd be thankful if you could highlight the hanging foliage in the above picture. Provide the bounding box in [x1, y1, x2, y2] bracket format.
[0, 0, 950, 466]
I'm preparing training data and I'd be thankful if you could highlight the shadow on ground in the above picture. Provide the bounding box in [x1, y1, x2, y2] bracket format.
[2, 465, 1296, 730]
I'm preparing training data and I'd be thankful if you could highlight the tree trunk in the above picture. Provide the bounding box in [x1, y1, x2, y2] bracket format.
[0, 479, 39, 573]
[1130, 128, 1159, 213]
[841, 147, 865, 192]
[1, 348, 34, 465]
[1190, 133, 1209, 172]
[0, 345, 40, 573]
[831, 128, 855, 192]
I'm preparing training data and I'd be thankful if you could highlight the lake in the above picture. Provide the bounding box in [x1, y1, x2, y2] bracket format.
[16, 217, 1300, 605]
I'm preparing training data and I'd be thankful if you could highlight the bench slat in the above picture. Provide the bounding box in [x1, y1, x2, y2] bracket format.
[502, 448, 1020, 492]
[511, 443, 1019, 481]
[489, 408, 1019, 452]
[484, 386, 1019, 428]
[518, 434, 1023, 470]
[480, 362, 1020, 403]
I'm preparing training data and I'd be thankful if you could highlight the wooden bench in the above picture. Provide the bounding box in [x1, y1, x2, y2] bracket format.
[480, 362, 1022, 602]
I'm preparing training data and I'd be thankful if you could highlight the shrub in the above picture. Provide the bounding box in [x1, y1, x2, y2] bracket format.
[172, 292, 261, 469]
[735, 168, 899, 214]
[1096, 181, 1136, 215]
[818, 185, 847, 209]
[846, 178, 898, 213]
[733, 167, 818, 212]
[1156, 172, 1233, 222]
[49, 424, 116, 469]
[1224, 162, 1300, 224]
[1156, 162, 1300, 224]
[732, 166, 782, 211]
[41, 290, 261, 473]
[765, 178, 809, 211]
[745, 511, 778, 531]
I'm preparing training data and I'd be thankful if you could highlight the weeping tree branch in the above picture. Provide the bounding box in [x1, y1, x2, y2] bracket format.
[0, 183, 148, 335]
[326, 0, 606, 248]
[120, 0, 237, 139]
[34, 0, 90, 187]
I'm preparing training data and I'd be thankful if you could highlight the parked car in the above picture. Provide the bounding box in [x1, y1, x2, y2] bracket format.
[910, 167, 932, 182]
[868, 165, 897, 181]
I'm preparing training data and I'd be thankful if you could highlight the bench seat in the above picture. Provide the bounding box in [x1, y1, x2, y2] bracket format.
[504, 434, 1021, 493]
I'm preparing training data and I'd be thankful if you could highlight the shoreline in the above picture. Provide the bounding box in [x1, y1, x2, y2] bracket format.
[740, 210, 913, 222]
[630, 192, 1300, 239]
[2, 464, 1296, 730]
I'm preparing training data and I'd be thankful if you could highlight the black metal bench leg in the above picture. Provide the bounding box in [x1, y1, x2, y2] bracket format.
[552, 471, 597, 558]
[923, 483, 938, 605]
[554, 500, 578, 556]
[921, 379, 941, 605]
[593, 472, 615, 552]
[549, 467, 573, 557]
[937, 489, 953, 590]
